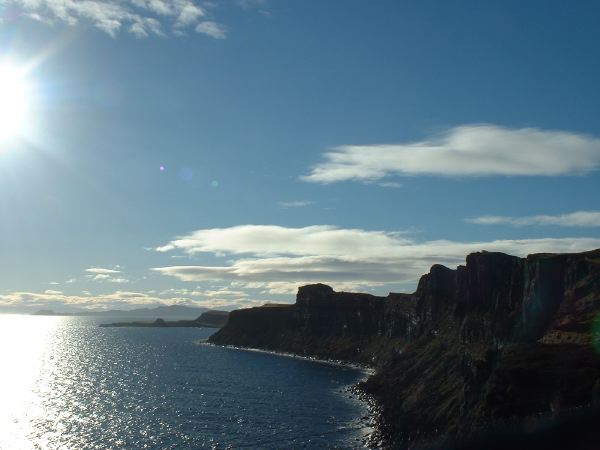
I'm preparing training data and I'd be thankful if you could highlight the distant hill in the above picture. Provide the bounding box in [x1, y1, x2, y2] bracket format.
[31, 304, 208, 320]
[31, 309, 63, 316]
[94, 304, 209, 319]
[100, 310, 230, 328]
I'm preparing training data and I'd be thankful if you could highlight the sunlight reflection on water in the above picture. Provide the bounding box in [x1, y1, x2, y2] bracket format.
[0, 315, 60, 449]
[0, 315, 369, 449]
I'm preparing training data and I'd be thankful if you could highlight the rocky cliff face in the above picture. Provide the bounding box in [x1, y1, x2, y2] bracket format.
[208, 249, 600, 448]
[210, 284, 417, 364]
[195, 310, 229, 328]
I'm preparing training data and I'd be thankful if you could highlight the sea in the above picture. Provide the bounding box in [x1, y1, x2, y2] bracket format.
[0, 315, 371, 449]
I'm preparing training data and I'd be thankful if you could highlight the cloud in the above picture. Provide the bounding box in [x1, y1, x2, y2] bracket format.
[153, 255, 414, 294]
[0, 0, 227, 38]
[202, 289, 249, 298]
[154, 224, 600, 294]
[195, 20, 226, 39]
[159, 288, 200, 296]
[467, 211, 600, 227]
[173, 2, 204, 27]
[302, 125, 600, 183]
[85, 267, 129, 283]
[91, 274, 129, 283]
[86, 267, 121, 274]
[378, 181, 403, 188]
[104, 276, 130, 284]
[0, 289, 255, 311]
[156, 224, 412, 257]
[0, 290, 171, 309]
[157, 287, 248, 298]
[278, 200, 314, 208]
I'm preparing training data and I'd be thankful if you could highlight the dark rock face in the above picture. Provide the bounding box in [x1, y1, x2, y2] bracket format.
[196, 310, 230, 328]
[208, 249, 600, 448]
[295, 283, 335, 307]
[211, 290, 417, 363]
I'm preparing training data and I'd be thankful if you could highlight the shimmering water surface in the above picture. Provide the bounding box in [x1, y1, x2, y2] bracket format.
[0, 315, 370, 449]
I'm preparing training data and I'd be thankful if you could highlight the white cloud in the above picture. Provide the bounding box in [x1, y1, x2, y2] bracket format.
[467, 211, 600, 227]
[91, 274, 129, 283]
[0, 289, 253, 310]
[195, 20, 226, 39]
[154, 255, 412, 294]
[202, 289, 249, 298]
[85, 267, 129, 283]
[378, 181, 403, 188]
[0, 290, 167, 309]
[154, 224, 600, 294]
[131, 0, 172, 16]
[158, 287, 251, 301]
[106, 277, 130, 284]
[278, 200, 314, 208]
[159, 288, 199, 296]
[86, 267, 121, 274]
[0, 0, 227, 38]
[302, 124, 600, 183]
[174, 1, 204, 27]
[156, 224, 412, 258]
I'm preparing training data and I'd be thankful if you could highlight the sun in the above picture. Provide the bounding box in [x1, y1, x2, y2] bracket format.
[0, 62, 30, 142]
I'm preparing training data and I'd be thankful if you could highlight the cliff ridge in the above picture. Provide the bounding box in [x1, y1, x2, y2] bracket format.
[208, 249, 600, 448]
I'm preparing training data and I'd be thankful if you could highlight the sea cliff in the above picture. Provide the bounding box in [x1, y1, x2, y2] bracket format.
[208, 249, 600, 448]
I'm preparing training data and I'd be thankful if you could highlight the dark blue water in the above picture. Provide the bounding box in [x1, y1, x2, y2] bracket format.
[0, 315, 371, 449]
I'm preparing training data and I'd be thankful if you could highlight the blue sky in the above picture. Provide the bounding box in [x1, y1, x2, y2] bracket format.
[1, 0, 599, 312]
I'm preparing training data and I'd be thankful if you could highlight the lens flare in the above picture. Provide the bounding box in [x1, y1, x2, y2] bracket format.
[0, 62, 30, 142]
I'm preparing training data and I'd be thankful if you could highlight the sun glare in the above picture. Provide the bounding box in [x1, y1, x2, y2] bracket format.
[0, 63, 30, 143]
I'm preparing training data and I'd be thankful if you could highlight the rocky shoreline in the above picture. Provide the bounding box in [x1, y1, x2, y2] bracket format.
[200, 341, 376, 373]
[208, 248, 600, 449]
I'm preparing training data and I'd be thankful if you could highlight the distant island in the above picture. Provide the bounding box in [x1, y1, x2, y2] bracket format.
[31, 309, 66, 316]
[100, 310, 229, 329]
[209, 248, 600, 449]
[31, 304, 208, 320]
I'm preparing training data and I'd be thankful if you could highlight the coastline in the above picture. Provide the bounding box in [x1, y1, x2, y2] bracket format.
[198, 341, 381, 447]
[204, 250, 600, 448]
[198, 341, 375, 374]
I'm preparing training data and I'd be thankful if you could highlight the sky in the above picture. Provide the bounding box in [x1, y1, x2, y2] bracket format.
[0, 0, 599, 312]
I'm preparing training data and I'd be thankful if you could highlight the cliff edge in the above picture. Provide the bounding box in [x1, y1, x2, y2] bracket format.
[208, 249, 600, 448]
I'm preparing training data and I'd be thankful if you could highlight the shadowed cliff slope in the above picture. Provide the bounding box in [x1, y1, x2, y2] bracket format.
[210, 284, 417, 364]
[209, 249, 600, 448]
